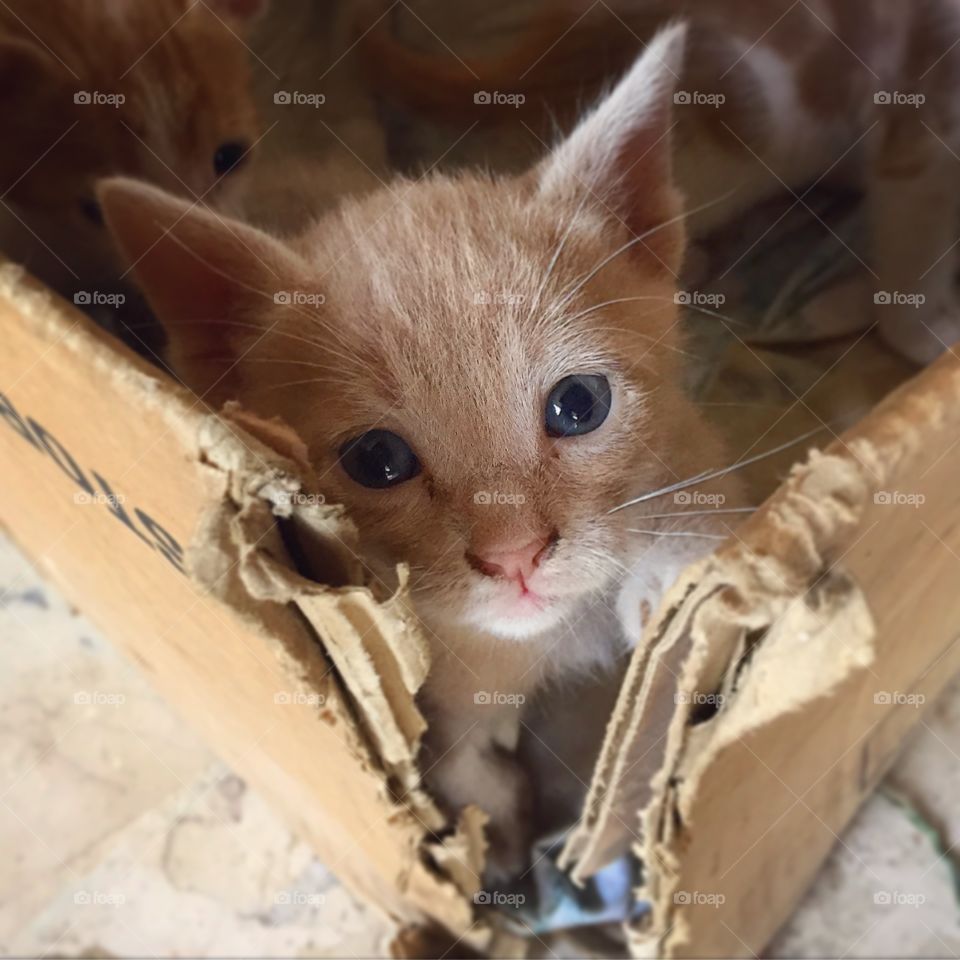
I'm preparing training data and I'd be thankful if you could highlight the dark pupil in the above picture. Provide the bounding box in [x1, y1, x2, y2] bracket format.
[213, 141, 248, 176]
[339, 430, 420, 489]
[556, 381, 595, 424]
[546, 374, 611, 437]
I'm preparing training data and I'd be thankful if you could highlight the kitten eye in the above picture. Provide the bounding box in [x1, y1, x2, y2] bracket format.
[213, 140, 250, 177]
[545, 374, 612, 438]
[339, 430, 421, 489]
[80, 197, 104, 226]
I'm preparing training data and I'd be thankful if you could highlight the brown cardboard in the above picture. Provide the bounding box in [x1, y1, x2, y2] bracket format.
[0, 262, 491, 951]
[560, 351, 960, 957]
[3, 253, 960, 959]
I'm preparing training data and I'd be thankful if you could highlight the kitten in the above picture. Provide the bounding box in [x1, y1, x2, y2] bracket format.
[368, 0, 960, 365]
[97, 27, 741, 880]
[0, 0, 267, 304]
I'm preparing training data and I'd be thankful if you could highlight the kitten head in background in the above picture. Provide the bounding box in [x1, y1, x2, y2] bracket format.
[100, 26, 721, 644]
[0, 0, 268, 291]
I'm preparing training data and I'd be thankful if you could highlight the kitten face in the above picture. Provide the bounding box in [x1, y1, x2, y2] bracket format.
[267, 180, 688, 640]
[0, 0, 265, 287]
[100, 26, 710, 642]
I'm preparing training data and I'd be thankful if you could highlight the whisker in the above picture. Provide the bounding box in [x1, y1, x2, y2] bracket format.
[201, 357, 341, 369]
[608, 423, 830, 515]
[551, 192, 736, 315]
[246, 377, 350, 392]
[588, 325, 703, 361]
[529, 187, 595, 317]
[626, 529, 729, 540]
[637, 507, 758, 520]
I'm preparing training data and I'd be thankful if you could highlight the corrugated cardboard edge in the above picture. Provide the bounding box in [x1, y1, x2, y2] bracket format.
[562, 351, 960, 957]
[192, 412, 497, 946]
[0, 262, 493, 950]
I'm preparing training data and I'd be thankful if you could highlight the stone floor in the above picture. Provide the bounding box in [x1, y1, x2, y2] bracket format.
[1, 532, 958, 958]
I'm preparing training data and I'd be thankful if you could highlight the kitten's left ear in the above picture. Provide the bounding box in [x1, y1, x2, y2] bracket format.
[97, 176, 306, 404]
[537, 24, 686, 270]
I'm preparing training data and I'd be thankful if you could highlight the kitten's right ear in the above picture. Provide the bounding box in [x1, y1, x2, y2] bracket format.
[97, 177, 303, 402]
[537, 24, 687, 271]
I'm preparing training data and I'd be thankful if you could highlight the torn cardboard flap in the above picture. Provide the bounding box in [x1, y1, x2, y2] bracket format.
[561, 402, 898, 886]
[595, 351, 960, 958]
[191, 405, 502, 946]
[193, 410, 444, 828]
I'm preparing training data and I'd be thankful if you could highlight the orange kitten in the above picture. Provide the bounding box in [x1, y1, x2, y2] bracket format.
[98, 27, 741, 880]
[0, 0, 267, 299]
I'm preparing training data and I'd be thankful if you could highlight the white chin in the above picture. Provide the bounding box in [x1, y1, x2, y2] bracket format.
[470, 604, 565, 641]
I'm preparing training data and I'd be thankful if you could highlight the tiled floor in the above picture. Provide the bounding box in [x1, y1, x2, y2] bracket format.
[1, 533, 958, 958]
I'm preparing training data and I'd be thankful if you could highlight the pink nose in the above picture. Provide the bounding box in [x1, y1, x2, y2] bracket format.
[466, 534, 556, 583]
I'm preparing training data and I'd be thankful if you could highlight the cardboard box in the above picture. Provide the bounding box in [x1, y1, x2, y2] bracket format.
[2, 259, 960, 957]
